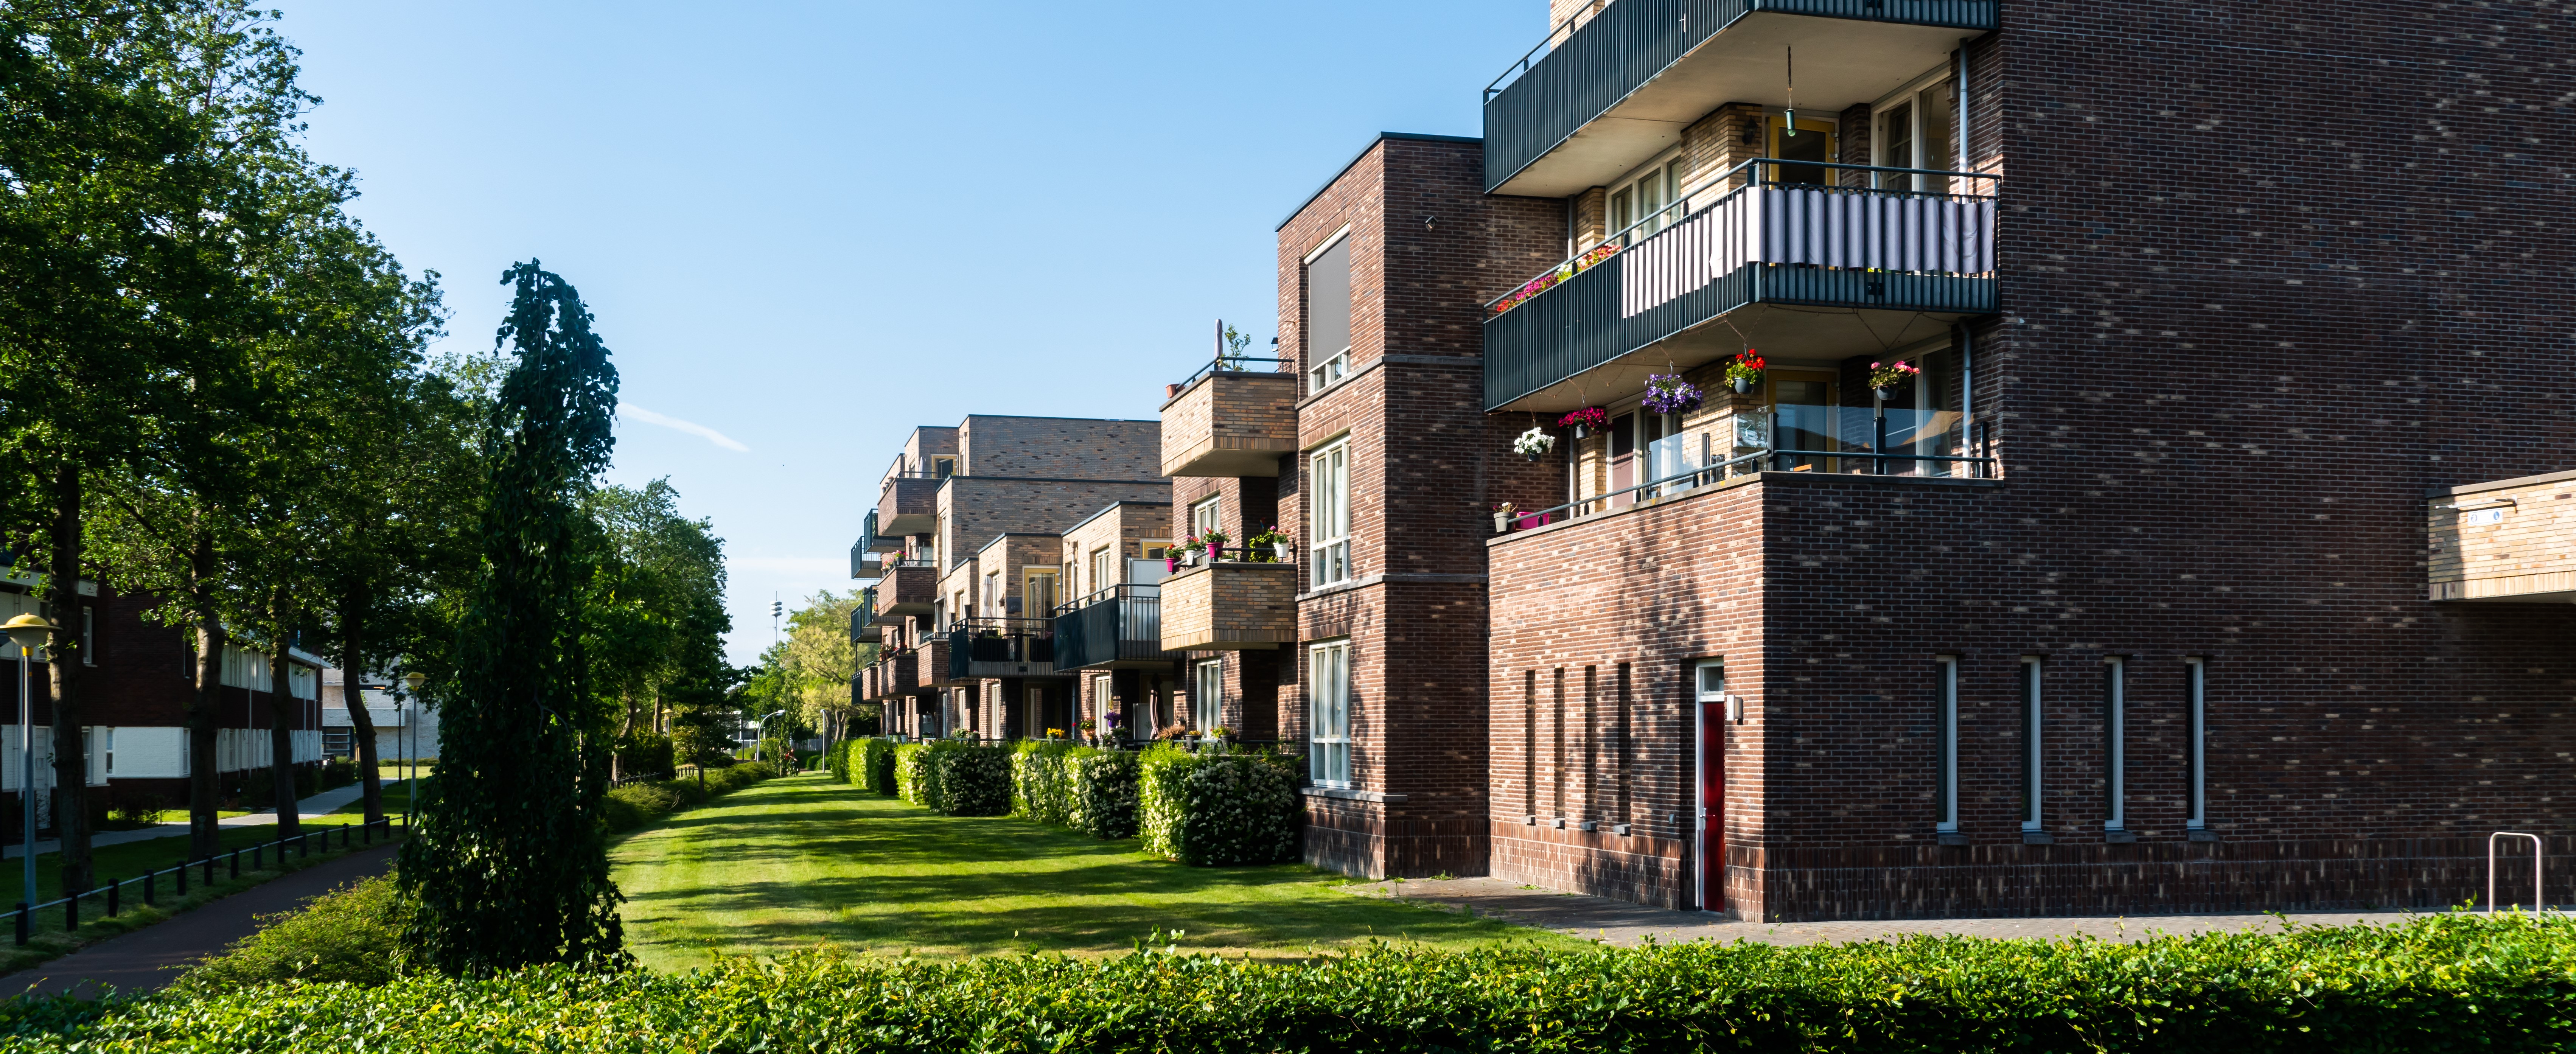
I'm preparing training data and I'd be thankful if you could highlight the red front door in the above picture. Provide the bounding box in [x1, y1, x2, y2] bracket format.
[1695, 661, 1727, 913]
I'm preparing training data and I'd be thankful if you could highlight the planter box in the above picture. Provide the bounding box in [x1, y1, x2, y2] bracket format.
[1161, 372, 1298, 477]
[2427, 469, 2576, 602]
[1158, 562, 1298, 651]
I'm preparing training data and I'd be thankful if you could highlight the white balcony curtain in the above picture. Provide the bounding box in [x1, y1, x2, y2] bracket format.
[1620, 186, 1995, 319]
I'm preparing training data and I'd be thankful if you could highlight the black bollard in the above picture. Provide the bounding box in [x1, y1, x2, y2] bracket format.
[252, 843, 262, 871]
[141, 868, 154, 907]
[202, 855, 214, 886]
[105, 878, 117, 918]
[11, 903, 23, 946]
[174, 859, 188, 896]
[229, 848, 239, 880]
[64, 887, 77, 932]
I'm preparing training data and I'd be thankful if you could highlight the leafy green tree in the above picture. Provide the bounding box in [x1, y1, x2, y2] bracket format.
[398, 261, 624, 975]
[584, 480, 728, 780]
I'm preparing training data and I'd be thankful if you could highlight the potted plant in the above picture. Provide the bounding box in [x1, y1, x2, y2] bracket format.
[1079, 717, 1097, 743]
[1099, 711, 1121, 744]
[1559, 406, 1608, 438]
[1200, 528, 1230, 560]
[1724, 350, 1766, 394]
[1248, 525, 1292, 562]
[1513, 427, 1555, 461]
[1869, 359, 1920, 402]
[1643, 373, 1702, 414]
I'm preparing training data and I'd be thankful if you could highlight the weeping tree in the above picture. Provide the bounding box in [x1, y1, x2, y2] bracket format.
[398, 261, 623, 975]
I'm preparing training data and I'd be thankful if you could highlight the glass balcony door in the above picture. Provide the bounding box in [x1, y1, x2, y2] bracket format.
[1769, 373, 1841, 473]
[1766, 115, 1839, 186]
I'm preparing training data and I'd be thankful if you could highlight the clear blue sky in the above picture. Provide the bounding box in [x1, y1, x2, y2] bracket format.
[268, 1, 1540, 666]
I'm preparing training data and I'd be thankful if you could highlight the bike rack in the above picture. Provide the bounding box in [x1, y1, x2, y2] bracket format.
[2488, 831, 2545, 911]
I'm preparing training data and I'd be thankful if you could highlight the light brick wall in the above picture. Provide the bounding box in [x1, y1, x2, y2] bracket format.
[1161, 373, 1299, 478]
[2426, 470, 2576, 601]
[1160, 563, 1298, 650]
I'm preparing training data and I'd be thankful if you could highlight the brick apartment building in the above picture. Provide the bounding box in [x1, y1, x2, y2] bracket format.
[851, 0, 2571, 920]
[0, 578, 328, 836]
[850, 417, 1166, 741]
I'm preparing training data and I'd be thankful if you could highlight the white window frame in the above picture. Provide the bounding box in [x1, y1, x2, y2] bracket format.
[1192, 658, 1223, 735]
[1190, 496, 1222, 543]
[1303, 225, 1354, 395]
[1309, 439, 1351, 588]
[1023, 567, 1058, 618]
[1608, 153, 1683, 245]
[1089, 546, 1115, 594]
[984, 570, 1002, 617]
[2102, 657, 2126, 831]
[2021, 656, 2043, 832]
[1308, 639, 1351, 787]
[1935, 655, 1959, 833]
[1872, 66, 1956, 193]
[2185, 657, 2207, 830]
[80, 606, 93, 667]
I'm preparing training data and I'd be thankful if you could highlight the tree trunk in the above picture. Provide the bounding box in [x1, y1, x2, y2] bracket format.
[266, 643, 299, 838]
[43, 465, 90, 894]
[339, 599, 383, 825]
[185, 536, 225, 860]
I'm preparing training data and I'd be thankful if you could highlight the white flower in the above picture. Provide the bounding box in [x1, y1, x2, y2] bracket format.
[1513, 427, 1555, 457]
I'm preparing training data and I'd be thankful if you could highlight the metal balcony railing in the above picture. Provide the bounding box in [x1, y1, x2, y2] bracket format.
[1051, 585, 1170, 670]
[1172, 356, 1293, 393]
[945, 617, 1056, 679]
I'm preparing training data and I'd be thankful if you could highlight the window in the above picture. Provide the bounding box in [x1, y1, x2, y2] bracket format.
[2103, 657, 2127, 832]
[1023, 568, 1058, 617]
[984, 571, 1001, 616]
[1873, 72, 1957, 193]
[1189, 496, 1221, 542]
[2020, 657, 2043, 832]
[1089, 547, 1115, 594]
[1310, 440, 1351, 587]
[1140, 539, 1170, 560]
[1609, 157, 1682, 245]
[1304, 231, 1353, 393]
[80, 606, 93, 666]
[1192, 658, 1223, 734]
[1935, 656, 1959, 833]
[930, 455, 957, 478]
[101, 727, 113, 776]
[2185, 658, 2207, 830]
[1308, 640, 1351, 786]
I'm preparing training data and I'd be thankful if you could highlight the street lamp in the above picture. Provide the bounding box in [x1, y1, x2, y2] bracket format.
[757, 709, 784, 766]
[6, 614, 56, 914]
[401, 672, 425, 825]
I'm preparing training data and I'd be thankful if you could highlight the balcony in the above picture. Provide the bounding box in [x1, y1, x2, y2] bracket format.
[2427, 469, 2576, 603]
[1485, 160, 1994, 411]
[872, 561, 937, 625]
[858, 509, 900, 554]
[878, 473, 942, 535]
[1482, 0, 1996, 196]
[850, 546, 883, 581]
[1159, 553, 1298, 651]
[883, 650, 919, 697]
[946, 618, 1058, 679]
[924, 634, 968, 687]
[849, 594, 881, 644]
[1161, 359, 1298, 477]
[1051, 585, 1176, 670]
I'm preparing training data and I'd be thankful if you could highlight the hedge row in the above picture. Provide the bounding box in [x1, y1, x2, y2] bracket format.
[888, 741, 1013, 816]
[1138, 743, 1299, 865]
[599, 764, 773, 834]
[1007, 742, 1139, 839]
[9, 914, 2571, 1051]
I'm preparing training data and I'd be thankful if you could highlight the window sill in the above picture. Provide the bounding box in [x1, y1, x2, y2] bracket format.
[1300, 786, 1406, 804]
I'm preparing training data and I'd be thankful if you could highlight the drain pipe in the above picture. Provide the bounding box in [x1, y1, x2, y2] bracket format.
[1954, 321, 1978, 477]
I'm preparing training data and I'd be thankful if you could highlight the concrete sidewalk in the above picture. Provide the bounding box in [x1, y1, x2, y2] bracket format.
[1348, 877, 2445, 946]
[2, 780, 403, 860]
[0, 841, 398, 999]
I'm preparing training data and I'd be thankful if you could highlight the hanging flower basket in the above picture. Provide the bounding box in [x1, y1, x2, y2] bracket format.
[1513, 427, 1556, 461]
[1559, 406, 1608, 438]
[1724, 350, 1766, 395]
[1643, 374, 1702, 414]
[1869, 359, 1920, 403]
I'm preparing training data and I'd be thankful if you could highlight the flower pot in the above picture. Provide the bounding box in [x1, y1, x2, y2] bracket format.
[1572, 425, 1589, 440]
[1523, 448, 1542, 462]
[1206, 542, 1221, 560]
[1732, 376, 1750, 394]
[1274, 542, 1292, 562]
[1874, 387, 1894, 402]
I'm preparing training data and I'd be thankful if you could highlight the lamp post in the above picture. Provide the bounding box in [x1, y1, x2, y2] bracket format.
[401, 672, 425, 824]
[5, 615, 57, 911]
[757, 709, 784, 768]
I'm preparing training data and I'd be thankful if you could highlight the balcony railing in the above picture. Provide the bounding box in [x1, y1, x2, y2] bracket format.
[849, 591, 878, 644]
[1491, 404, 1995, 534]
[945, 617, 1057, 679]
[1171, 355, 1293, 393]
[1481, 0, 1998, 192]
[1484, 158, 1995, 410]
[857, 509, 900, 554]
[1051, 585, 1173, 670]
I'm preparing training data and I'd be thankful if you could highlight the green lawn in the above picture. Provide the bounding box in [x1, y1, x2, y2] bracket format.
[612, 772, 1584, 971]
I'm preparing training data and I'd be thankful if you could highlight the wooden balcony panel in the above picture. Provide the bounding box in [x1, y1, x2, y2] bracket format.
[1161, 372, 1299, 477]
[1158, 563, 1299, 651]
[2428, 469, 2576, 602]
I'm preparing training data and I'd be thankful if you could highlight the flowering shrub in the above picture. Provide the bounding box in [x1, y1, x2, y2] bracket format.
[1246, 526, 1291, 563]
[1870, 359, 1921, 390]
[1558, 406, 1608, 432]
[1512, 427, 1555, 458]
[931, 745, 1013, 816]
[1642, 373, 1702, 414]
[1724, 350, 1766, 389]
[1011, 740, 1083, 825]
[1490, 241, 1619, 317]
[1068, 749, 1141, 839]
[1138, 743, 1299, 866]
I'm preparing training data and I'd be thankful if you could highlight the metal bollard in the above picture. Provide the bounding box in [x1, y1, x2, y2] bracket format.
[175, 859, 188, 896]
[202, 855, 215, 886]
[105, 878, 117, 918]
[141, 869, 154, 907]
[64, 887, 78, 932]
[252, 843, 262, 870]
[229, 848, 240, 879]
[11, 903, 23, 946]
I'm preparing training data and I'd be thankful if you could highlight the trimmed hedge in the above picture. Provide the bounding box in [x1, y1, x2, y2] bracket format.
[1068, 748, 1141, 840]
[855, 738, 897, 795]
[1139, 743, 1297, 866]
[11, 914, 2573, 1050]
[931, 745, 1013, 816]
[892, 742, 940, 809]
[1011, 740, 1083, 825]
[600, 764, 773, 834]
[826, 741, 854, 783]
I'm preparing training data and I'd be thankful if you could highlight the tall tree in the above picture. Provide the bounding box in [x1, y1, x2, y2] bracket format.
[399, 261, 623, 975]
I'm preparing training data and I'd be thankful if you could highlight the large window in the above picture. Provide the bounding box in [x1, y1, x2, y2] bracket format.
[1192, 658, 1223, 735]
[984, 571, 1002, 617]
[2020, 656, 2043, 833]
[1308, 640, 1351, 787]
[2102, 657, 2127, 833]
[1304, 231, 1352, 394]
[1935, 656, 1959, 833]
[1310, 440, 1351, 588]
[1190, 496, 1222, 543]
[1023, 568, 1058, 617]
[1608, 157, 1682, 245]
[1090, 546, 1115, 595]
[1873, 70, 1957, 193]
[2186, 657, 2207, 831]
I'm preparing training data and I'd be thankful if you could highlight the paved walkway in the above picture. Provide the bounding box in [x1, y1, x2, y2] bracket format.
[0, 841, 400, 999]
[1347, 877, 2437, 946]
[2, 780, 404, 860]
